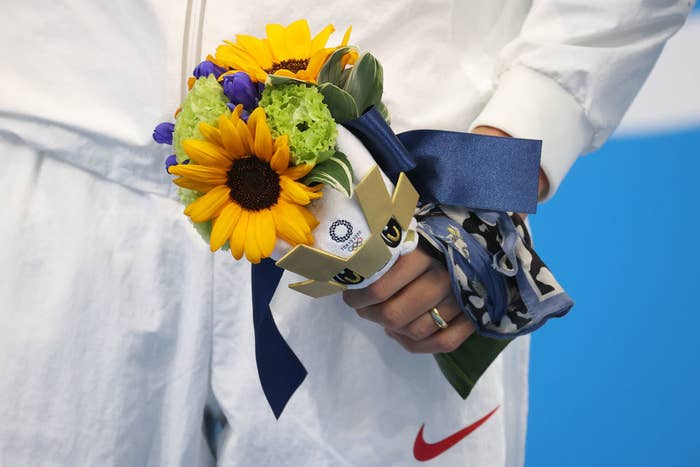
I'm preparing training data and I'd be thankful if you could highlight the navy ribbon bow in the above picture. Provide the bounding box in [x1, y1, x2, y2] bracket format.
[251, 107, 542, 418]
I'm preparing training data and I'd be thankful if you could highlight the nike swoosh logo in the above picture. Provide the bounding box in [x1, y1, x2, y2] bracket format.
[413, 406, 499, 461]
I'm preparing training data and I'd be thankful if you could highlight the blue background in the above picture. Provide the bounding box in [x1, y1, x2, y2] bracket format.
[526, 28, 700, 466]
[526, 6, 699, 466]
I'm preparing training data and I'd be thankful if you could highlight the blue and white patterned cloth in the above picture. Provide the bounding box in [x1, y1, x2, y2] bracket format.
[416, 204, 574, 338]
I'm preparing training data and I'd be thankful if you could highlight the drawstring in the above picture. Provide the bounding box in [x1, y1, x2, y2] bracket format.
[180, 0, 208, 101]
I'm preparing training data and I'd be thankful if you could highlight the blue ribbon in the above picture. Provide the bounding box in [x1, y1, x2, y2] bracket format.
[343, 107, 543, 214]
[251, 258, 307, 419]
[251, 107, 543, 418]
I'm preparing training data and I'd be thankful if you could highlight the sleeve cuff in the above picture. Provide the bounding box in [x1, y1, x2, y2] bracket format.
[470, 66, 594, 202]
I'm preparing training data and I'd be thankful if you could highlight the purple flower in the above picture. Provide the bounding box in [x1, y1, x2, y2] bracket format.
[193, 60, 227, 79]
[165, 155, 189, 174]
[153, 122, 175, 145]
[165, 154, 178, 172]
[222, 72, 261, 111]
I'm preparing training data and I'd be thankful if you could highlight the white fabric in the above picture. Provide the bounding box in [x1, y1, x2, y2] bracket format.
[0, 1, 689, 466]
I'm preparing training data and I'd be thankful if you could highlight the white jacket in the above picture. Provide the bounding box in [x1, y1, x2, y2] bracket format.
[0, 1, 691, 466]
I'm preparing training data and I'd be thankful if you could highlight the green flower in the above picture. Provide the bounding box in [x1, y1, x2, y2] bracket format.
[173, 75, 230, 245]
[173, 75, 230, 163]
[259, 84, 337, 165]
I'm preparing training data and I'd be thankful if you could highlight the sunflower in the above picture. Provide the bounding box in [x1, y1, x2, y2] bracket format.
[215, 19, 353, 83]
[169, 105, 322, 263]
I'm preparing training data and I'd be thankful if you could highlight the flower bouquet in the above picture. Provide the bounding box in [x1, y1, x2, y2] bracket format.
[154, 20, 419, 294]
[153, 19, 573, 416]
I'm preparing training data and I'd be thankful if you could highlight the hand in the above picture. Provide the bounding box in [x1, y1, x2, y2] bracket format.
[471, 125, 550, 220]
[342, 247, 475, 354]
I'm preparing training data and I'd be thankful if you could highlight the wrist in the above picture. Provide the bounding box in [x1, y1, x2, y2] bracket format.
[471, 125, 510, 138]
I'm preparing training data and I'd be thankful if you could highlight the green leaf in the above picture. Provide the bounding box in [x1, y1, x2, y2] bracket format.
[433, 334, 512, 399]
[318, 83, 359, 123]
[375, 101, 391, 124]
[338, 68, 351, 89]
[267, 74, 310, 87]
[343, 52, 383, 114]
[302, 151, 354, 198]
[317, 46, 357, 85]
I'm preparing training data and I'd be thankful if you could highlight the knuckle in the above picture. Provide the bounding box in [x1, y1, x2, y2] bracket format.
[441, 334, 463, 353]
[399, 341, 419, 354]
[367, 280, 392, 303]
[405, 322, 430, 342]
[404, 327, 422, 342]
[381, 306, 403, 329]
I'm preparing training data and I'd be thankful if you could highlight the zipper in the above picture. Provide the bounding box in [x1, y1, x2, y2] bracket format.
[180, 0, 208, 101]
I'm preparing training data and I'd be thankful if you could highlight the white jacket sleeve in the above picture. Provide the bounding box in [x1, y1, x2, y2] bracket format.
[470, 1, 695, 201]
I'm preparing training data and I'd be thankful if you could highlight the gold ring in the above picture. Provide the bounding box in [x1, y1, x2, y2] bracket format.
[430, 307, 449, 329]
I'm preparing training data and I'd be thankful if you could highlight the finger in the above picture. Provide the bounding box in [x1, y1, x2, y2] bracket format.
[394, 294, 461, 342]
[342, 248, 436, 309]
[386, 314, 475, 354]
[355, 265, 452, 330]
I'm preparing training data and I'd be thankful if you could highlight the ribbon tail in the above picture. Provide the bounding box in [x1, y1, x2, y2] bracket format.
[342, 107, 542, 214]
[251, 259, 307, 418]
[398, 130, 542, 214]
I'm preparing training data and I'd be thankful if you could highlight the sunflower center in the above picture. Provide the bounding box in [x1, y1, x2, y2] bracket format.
[227, 157, 281, 211]
[266, 58, 310, 75]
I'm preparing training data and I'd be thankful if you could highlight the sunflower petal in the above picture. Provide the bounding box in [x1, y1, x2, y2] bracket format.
[218, 114, 246, 158]
[296, 204, 320, 231]
[184, 185, 232, 223]
[272, 202, 308, 245]
[341, 26, 353, 46]
[215, 44, 256, 69]
[254, 120, 273, 161]
[341, 49, 359, 68]
[282, 163, 314, 180]
[210, 202, 242, 251]
[274, 133, 289, 152]
[206, 53, 227, 68]
[230, 210, 249, 260]
[311, 24, 335, 52]
[280, 176, 323, 204]
[285, 19, 311, 59]
[305, 48, 333, 81]
[173, 177, 219, 194]
[272, 69, 298, 78]
[235, 34, 273, 69]
[182, 139, 232, 167]
[217, 70, 237, 81]
[230, 103, 244, 119]
[256, 208, 276, 258]
[266, 24, 289, 62]
[270, 142, 291, 173]
[244, 214, 262, 263]
[280, 177, 312, 204]
[247, 108, 273, 161]
[198, 122, 223, 147]
[251, 68, 269, 83]
[289, 203, 318, 244]
[169, 164, 227, 184]
[231, 117, 253, 155]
